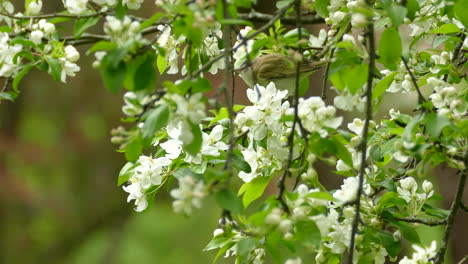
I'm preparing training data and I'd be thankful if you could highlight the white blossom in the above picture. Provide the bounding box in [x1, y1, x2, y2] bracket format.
[28, 0, 42, 15]
[30, 30, 43, 45]
[123, 155, 172, 211]
[63, 0, 89, 14]
[170, 176, 205, 215]
[123, 0, 144, 9]
[399, 241, 437, 264]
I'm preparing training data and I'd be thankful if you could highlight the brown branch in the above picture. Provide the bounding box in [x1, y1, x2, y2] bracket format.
[238, 11, 324, 25]
[277, 0, 303, 213]
[347, 16, 375, 264]
[321, 48, 334, 100]
[461, 202, 468, 212]
[401, 56, 426, 104]
[433, 152, 468, 264]
[393, 217, 447, 226]
[0, 11, 107, 20]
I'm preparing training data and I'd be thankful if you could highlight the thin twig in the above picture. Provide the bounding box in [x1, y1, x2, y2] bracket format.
[401, 56, 426, 104]
[277, 0, 303, 213]
[321, 48, 335, 100]
[444, 31, 466, 82]
[458, 255, 468, 264]
[432, 152, 468, 264]
[393, 217, 447, 226]
[0, 11, 107, 20]
[347, 16, 375, 264]
[461, 202, 468, 212]
[221, 0, 235, 176]
[238, 11, 324, 25]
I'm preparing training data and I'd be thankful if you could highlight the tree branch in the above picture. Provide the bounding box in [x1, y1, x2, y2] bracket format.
[393, 217, 447, 226]
[461, 202, 468, 212]
[238, 11, 324, 25]
[347, 16, 375, 264]
[401, 56, 426, 104]
[277, 0, 303, 213]
[321, 48, 334, 100]
[433, 152, 468, 264]
[0, 11, 107, 20]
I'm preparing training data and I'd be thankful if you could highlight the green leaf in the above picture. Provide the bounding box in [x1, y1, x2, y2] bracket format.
[236, 238, 256, 259]
[192, 77, 212, 93]
[45, 58, 62, 81]
[0, 26, 12, 33]
[142, 104, 169, 139]
[124, 132, 143, 162]
[140, 12, 164, 30]
[455, 0, 468, 28]
[100, 49, 128, 93]
[332, 135, 353, 167]
[220, 19, 252, 26]
[367, 228, 402, 257]
[295, 220, 321, 247]
[315, 0, 330, 17]
[390, 221, 420, 244]
[13, 64, 34, 92]
[431, 23, 461, 34]
[184, 122, 203, 156]
[157, 53, 168, 74]
[330, 64, 368, 94]
[134, 53, 157, 91]
[406, 0, 420, 19]
[374, 73, 397, 99]
[386, 4, 407, 27]
[424, 113, 453, 139]
[0, 91, 16, 101]
[74, 16, 100, 38]
[377, 191, 407, 211]
[204, 167, 229, 184]
[403, 114, 424, 140]
[117, 162, 137, 186]
[204, 233, 235, 251]
[238, 176, 271, 208]
[305, 191, 334, 201]
[422, 204, 449, 219]
[232, 150, 251, 173]
[216, 189, 243, 214]
[379, 27, 402, 70]
[87, 41, 117, 54]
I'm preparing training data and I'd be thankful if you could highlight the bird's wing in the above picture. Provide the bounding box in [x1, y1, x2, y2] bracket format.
[256, 55, 296, 80]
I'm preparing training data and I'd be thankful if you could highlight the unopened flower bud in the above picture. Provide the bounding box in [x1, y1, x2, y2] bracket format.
[422, 181, 433, 193]
[213, 228, 224, 237]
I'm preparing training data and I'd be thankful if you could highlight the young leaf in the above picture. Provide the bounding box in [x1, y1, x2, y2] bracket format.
[185, 122, 203, 156]
[117, 162, 137, 186]
[379, 27, 402, 70]
[295, 220, 321, 247]
[74, 16, 100, 38]
[455, 0, 468, 28]
[134, 53, 157, 91]
[13, 64, 34, 92]
[216, 189, 243, 214]
[46, 58, 62, 82]
[142, 104, 170, 139]
[315, 0, 330, 17]
[238, 176, 271, 208]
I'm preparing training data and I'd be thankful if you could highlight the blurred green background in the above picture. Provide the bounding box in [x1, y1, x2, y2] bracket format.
[0, 1, 466, 264]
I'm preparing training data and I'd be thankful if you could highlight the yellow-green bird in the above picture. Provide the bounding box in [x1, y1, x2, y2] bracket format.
[239, 53, 330, 94]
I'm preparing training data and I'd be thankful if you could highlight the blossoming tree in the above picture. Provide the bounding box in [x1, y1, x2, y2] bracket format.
[1, 0, 467, 263]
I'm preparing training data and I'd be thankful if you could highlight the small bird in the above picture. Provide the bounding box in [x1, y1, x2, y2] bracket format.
[239, 53, 329, 93]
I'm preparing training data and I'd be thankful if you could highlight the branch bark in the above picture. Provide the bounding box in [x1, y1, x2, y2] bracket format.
[347, 16, 375, 264]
